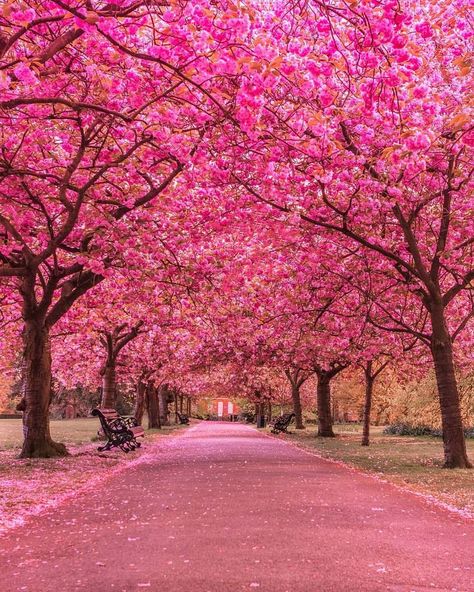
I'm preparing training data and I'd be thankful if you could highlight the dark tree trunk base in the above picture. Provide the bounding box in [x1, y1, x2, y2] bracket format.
[317, 428, 335, 438]
[20, 437, 68, 459]
[442, 458, 472, 470]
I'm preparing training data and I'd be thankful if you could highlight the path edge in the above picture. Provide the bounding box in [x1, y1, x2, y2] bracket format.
[257, 427, 474, 523]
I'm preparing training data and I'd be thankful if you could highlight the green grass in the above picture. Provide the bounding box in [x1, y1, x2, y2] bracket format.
[0, 417, 186, 451]
[270, 423, 474, 514]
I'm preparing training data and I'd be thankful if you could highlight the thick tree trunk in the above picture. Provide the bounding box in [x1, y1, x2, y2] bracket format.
[316, 374, 335, 437]
[101, 364, 116, 408]
[20, 321, 67, 458]
[134, 380, 146, 425]
[268, 401, 272, 422]
[156, 387, 162, 429]
[255, 401, 261, 425]
[174, 391, 179, 423]
[430, 304, 471, 468]
[158, 386, 170, 425]
[361, 365, 374, 447]
[147, 384, 160, 429]
[179, 394, 184, 414]
[291, 384, 305, 429]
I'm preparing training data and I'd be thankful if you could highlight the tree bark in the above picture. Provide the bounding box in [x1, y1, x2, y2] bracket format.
[316, 373, 335, 437]
[147, 384, 160, 429]
[291, 384, 305, 429]
[255, 400, 262, 425]
[361, 363, 374, 447]
[158, 385, 170, 425]
[156, 386, 162, 429]
[134, 379, 146, 425]
[101, 364, 116, 408]
[314, 363, 347, 438]
[430, 303, 471, 468]
[20, 320, 67, 458]
[174, 391, 179, 423]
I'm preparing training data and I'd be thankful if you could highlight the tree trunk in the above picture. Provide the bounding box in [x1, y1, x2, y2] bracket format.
[316, 374, 335, 437]
[158, 386, 170, 425]
[430, 304, 471, 468]
[101, 364, 116, 408]
[255, 401, 261, 425]
[268, 401, 272, 422]
[291, 384, 305, 429]
[134, 379, 146, 425]
[147, 384, 160, 429]
[179, 394, 184, 413]
[20, 320, 68, 458]
[156, 386, 162, 429]
[361, 364, 374, 447]
[174, 391, 179, 423]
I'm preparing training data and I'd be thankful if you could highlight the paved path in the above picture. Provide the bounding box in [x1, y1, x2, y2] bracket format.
[1, 422, 473, 592]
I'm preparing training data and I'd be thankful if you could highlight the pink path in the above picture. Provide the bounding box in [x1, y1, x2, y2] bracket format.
[1, 422, 473, 592]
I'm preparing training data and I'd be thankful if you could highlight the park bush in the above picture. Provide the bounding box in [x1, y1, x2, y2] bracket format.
[383, 423, 474, 438]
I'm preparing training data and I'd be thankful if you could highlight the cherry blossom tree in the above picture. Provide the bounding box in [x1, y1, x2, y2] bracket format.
[0, 0, 254, 456]
[213, 0, 473, 467]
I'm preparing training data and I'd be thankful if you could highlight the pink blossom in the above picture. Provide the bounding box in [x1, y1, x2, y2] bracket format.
[406, 132, 431, 151]
[392, 34, 407, 49]
[13, 63, 38, 85]
[415, 22, 433, 38]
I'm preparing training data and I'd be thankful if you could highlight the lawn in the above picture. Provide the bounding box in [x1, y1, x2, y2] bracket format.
[0, 417, 185, 451]
[0, 417, 190, 536]
[269, 423, 474, 516]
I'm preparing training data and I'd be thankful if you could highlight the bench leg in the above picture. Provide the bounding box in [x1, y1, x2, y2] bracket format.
[98, 440, 114, 452]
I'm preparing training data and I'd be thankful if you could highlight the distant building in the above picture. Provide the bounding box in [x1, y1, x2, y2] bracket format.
[198, 397, 240, 419]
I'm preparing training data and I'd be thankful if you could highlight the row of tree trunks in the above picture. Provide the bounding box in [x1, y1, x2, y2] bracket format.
[133, 379, 175, 428]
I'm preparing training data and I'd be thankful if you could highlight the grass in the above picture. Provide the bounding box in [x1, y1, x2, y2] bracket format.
[0, 417, 190, 536]
[268, 423, 474, 516]
[0, 417, 186, 451]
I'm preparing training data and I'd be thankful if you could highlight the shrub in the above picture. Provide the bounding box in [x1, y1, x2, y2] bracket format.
[383, 423, 473, 438]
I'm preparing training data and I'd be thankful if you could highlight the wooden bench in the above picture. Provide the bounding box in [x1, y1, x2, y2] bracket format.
[91, 408, 144, 453]
[270, 412, 295, 434]
[177, 412, 190, 425]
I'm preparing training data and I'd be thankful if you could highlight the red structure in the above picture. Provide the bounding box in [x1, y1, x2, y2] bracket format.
[199, 398, 240, 419]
